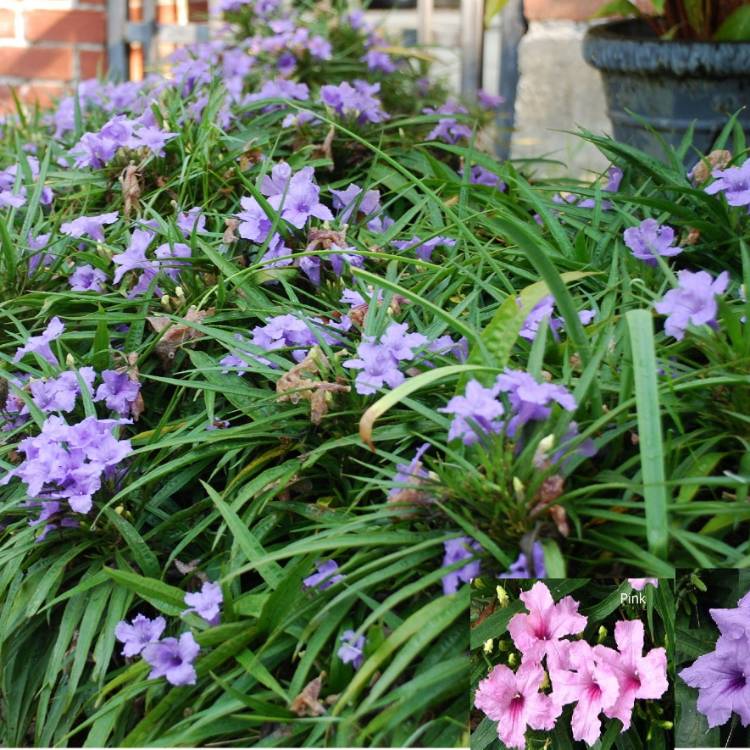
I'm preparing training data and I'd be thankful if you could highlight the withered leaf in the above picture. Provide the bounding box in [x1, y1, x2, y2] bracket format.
[276, 347, 350, 425]
[119, 162, 142, 218]
[289, 673, 326, 717]
[147, 306, 214, 368]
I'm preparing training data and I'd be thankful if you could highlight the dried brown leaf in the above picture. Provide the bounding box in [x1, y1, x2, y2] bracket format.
[147, 306, 214, 368]
[289, 673, 326, 717]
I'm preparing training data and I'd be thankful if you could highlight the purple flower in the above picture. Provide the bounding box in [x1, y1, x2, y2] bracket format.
[113, 229, 155, 284]
[464, 165, 506, 190]
[343, 323, 428, 395]
[183, 581, 223, 626]
[95, 370, 141, 417]
[519, 296, 594, 342]
[142, 632, 200, 686]
[441, 537, 481, 594]
[246, 78, 309, 110]
[705, 160, 750, 207]
[363, 49, 396, 73]
[495, 369, 576, 437]
[320, 80, 388, 124]
[391, 235, 456, 262]
[115, 613, 166, 657]
[13, 317, 65, 365]
[387, 443, 431, 500]
[267, 166, 333, 228]
[128, 125, 178, 157]
[680, 633, 750, 728]
[499, 542, 546, 578]
[61, 211, 119, 242]
[154, 242, 191, 280]
[0, 415, 132, 515]
[177, 207, 207, 237]
[654, 269, 730, 340]
[438, 380, 505, 445]
[237, 196, 274, 243]
[70, 264, 107, 292]
[423, 102, 472, 143]
[330, 183, 381, 224]
[477, 89, 504, 109]
[623, 219, 683, 265]
[303, 559, 344, 590]
[338, 630, 366, 669]
[30, 368, 96, 413]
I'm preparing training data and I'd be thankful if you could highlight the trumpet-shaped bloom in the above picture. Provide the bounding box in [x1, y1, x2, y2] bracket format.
[705, 160, 750, 206]
[623, 219, 683, 264]
[13, 317, 65, 365]
[499, 542, 546, 579]
[183, 581, 223, 626]
[115, 613, 166, 657]
[338, 630, 366, 668]
[441, 536, 481, 594]
[508, 581, 587, 667]
[438, 379, 504, 445]
[654, 269, 729, 340]
[594, 619, 668, 730]
[303, 559, 344, 590]
[61, 211, 119, 242]
[551, 640, 620, 746]
[680, 635, 750, 728]
[474, 661, 561, 750]
[495, 369, 576, 437]
[143, 632, 200, 686]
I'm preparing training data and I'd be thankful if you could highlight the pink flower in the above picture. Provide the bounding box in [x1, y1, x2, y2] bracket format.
[507, 581, 587, 667]
[628, 578, 659, 591]
[594, 620, 668, 731]
[550, 640, 620, 746]
[474, 661, 560, 750]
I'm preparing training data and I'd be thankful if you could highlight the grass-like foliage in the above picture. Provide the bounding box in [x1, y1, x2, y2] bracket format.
[0, 0, 747, 745]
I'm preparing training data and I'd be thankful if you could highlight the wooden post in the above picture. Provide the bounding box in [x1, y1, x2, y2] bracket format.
[460, 0, 484, 98]
[417, 0, 434, 45]
[106, 0, 129, 81]
[496, 0, 526, 160]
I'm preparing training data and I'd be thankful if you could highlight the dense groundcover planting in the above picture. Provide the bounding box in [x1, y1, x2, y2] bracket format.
[1, 0, 749, 746]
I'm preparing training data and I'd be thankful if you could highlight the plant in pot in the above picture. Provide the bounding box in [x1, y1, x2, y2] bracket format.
[583, 1, 750, 159]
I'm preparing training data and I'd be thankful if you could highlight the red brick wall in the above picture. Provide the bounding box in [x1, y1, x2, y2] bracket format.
[0, 0, 208, 112]
[0, 1, 107, 111]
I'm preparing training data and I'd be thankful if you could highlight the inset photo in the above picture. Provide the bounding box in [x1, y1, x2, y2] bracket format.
[676, 569, 750, 748]
[471, 577, 674, 749]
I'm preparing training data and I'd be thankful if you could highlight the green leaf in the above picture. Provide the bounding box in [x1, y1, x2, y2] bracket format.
[714, 5, 750, 41]
[201, 481, 284, 589]
[102, 567, 185, 615]
[540, 539, 566, 578]
[626, 310, 669, 560]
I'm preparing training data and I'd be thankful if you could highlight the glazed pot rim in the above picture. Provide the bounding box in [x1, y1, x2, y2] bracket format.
[583, 19, 750, 76]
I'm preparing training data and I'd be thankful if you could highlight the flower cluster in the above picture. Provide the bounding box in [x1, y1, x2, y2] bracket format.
[320, 80, 388, 124]
[475, 582, 668, 748]
[0, 415, 132, 516]
[679, 589, 750, 728]
[343, 322, 428, 395]
[114, 582, 223, 687]
[440, 371, 576, 446]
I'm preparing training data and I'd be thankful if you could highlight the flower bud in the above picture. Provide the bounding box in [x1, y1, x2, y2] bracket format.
[483, 639, 493, 654]
[496, 585, 509, 607]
